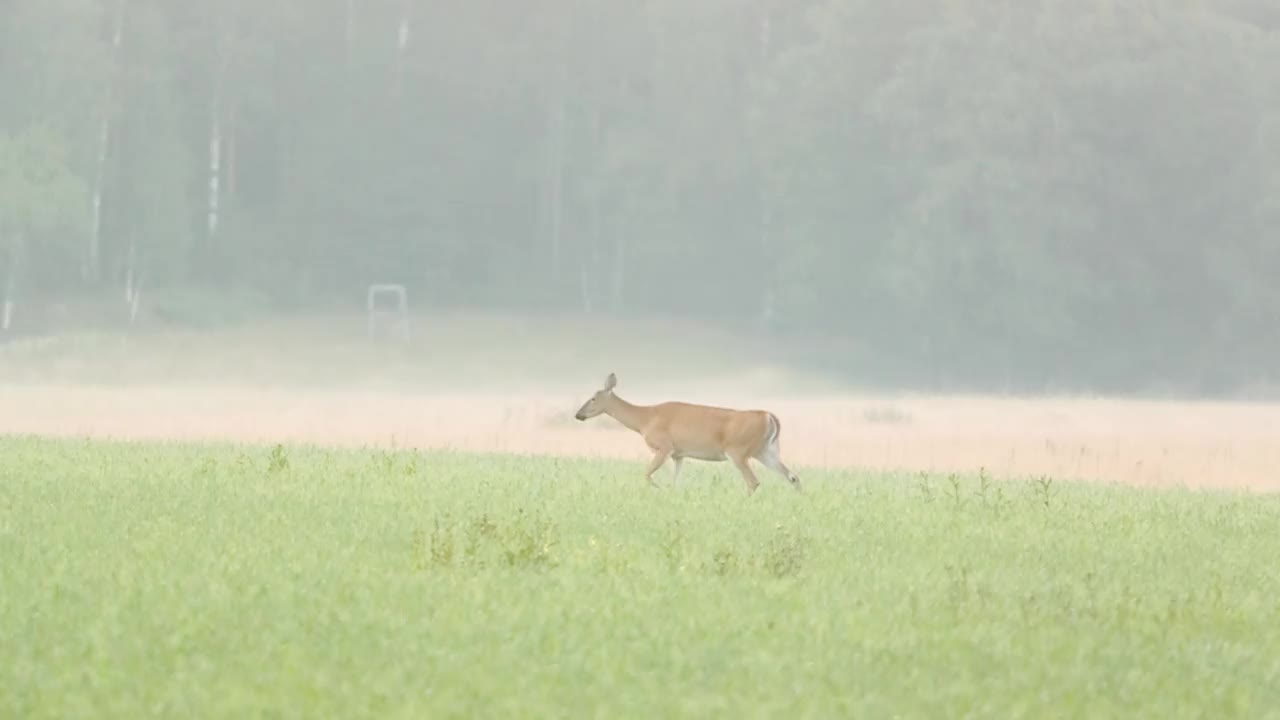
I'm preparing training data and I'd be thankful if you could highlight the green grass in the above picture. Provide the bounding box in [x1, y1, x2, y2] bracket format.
[2, 437, 1280, 718]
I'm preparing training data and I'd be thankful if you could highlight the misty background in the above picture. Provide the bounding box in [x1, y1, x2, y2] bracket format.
[2, 1, 1279, 397]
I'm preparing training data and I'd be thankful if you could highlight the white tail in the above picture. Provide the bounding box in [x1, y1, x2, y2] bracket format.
[574, 373, 800, 494]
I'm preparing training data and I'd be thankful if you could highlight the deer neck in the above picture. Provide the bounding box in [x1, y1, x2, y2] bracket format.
[604, 394, 652, 434]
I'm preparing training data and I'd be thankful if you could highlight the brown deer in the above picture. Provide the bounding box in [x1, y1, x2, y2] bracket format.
[574, 373, 800, 494]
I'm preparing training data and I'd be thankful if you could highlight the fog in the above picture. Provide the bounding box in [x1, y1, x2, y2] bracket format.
[3, 1, 1280, 401]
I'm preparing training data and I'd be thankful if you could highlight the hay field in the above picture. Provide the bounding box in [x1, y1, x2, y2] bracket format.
[1, 385, 1278, 492]
[1, 311, 1279, 491]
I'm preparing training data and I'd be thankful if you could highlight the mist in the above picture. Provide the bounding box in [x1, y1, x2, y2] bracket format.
[2, 1, 1279, 401]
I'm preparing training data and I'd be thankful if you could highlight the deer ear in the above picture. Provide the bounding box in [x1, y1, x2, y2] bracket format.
[604, 373, 617, 391]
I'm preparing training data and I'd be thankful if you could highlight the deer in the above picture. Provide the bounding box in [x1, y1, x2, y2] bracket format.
[573, 373, 801, 494]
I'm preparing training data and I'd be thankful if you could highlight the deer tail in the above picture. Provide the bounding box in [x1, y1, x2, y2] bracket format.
[765, 412, 781, 449]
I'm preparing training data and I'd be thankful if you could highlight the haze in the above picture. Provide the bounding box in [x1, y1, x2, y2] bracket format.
[3, 1, 1280, 489]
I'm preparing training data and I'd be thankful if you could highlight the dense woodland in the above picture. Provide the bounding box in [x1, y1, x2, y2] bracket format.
[2, 1, 1279, 394]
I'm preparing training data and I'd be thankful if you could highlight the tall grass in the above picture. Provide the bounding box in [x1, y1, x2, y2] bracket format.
[2, 437, 1279, 718]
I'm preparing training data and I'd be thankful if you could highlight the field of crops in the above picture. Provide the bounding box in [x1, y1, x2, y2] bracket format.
[3, 436, 1279, 718]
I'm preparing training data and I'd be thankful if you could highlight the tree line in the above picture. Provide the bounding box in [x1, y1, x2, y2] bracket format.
[2, 0, 1278, 395]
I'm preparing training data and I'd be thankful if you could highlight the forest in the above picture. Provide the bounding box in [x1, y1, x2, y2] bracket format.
[2, 0, 1279, 395]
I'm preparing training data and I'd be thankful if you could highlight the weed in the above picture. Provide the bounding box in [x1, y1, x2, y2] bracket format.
[194, 457, 218, 479]
[499, 509, 558, 569]
[375, 452, 396, 475]
[463, 513, 500, 562]
[268, 444, 289, 474]
[421, 515, 456, 567]
[1031, 476, 1058, 509]
[915, 472, 935, 503]
[416, 511, 559, 570]
[759, 524, 807, 579]
[710, 548, 738, 577]
[975, 468, 1012, 515]
[403, 453, 421, 476]
[946, 473, 965, 509]
[659, 520, 686, 572]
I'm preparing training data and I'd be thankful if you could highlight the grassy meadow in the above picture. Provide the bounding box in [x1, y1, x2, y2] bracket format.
[3, 436, 1280, 718]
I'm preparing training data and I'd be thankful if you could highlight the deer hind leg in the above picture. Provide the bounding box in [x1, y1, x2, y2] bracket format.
[728, 452, 761, 495]
[757, 414, 801, 491]
[757, 447, 801, 491]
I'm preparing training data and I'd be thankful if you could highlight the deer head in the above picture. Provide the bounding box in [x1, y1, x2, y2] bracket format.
[574, 373, 617, 421]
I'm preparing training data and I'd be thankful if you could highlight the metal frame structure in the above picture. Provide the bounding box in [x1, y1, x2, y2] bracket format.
[366, 284, 409, 342]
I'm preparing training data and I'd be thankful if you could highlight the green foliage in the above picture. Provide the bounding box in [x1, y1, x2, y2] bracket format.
[267, 443, 289, 473]
[4, 0, 1280, 391]
[3, 437, 1280, 717]
[0, 126, 87, 241]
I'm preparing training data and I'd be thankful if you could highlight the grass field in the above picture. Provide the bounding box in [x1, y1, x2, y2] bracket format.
[4, 437, 1280, 718]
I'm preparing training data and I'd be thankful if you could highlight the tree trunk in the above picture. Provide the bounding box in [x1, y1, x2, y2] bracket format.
[225, 119, 237, 198]
[129, 287, 141, 326]
[126, 241, 142, 326]
[586, 202, 600, 315]
[89, 110, 110, 281]
[394, 0, 411, 97]
[88, 0, 127, 284]
[611, 218, 626, 312]
[585, 99, 603, 313]
[579, 259, 592, 314]
[207, 91, 222, 239]
[344, 0, 355, 68]
[585, 182, 601, 316]
[3, 234, 21, 333]
[397, 0, 411, 53]
[547, 63, 567, 284]
[208, 7, 235, 243]
[757, 6, 771, 62]
[758, 192, 775, 333]
[124, 231, 136, 305]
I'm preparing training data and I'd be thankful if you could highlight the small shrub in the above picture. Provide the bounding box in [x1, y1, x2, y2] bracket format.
[946, 473, 965, 509]
[415, 510, 559, 571]
[659, 520, 687, 572]
[463, 513, 500, 562]
[500, 509, 558, 569]
[759, 525, 807, 579]
[915, 472, 935, 503]
[1031, 476, 1057, 509]
[267, 444, 290, 474]
[710, 548, 738, 577]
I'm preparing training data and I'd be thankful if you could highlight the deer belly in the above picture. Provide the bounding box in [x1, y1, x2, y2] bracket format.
[674, 448, 726, 462]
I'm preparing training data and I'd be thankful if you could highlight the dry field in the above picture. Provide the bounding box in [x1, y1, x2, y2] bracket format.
[2, 383, 1277, 492]
[2, 311, 1277, 492]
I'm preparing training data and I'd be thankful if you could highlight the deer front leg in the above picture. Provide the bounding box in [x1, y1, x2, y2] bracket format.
[643, 446, 671, 488]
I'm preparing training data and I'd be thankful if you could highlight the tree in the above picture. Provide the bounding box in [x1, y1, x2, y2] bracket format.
[0, 126, 89, 327]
